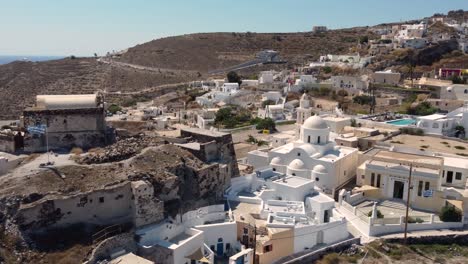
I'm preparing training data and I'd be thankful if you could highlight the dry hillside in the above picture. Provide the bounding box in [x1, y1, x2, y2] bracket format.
[0, 58, 197, 119]
[116, 29, 372, 72]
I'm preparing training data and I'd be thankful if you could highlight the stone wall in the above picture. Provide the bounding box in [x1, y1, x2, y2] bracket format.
[131, 181, 164, 227]
[15, 182, 134, 230]
[15, 180, 166, 231]
[84, 233, 137, 264]
[180, 129, 239, 181]
[23, 108, 108, 152]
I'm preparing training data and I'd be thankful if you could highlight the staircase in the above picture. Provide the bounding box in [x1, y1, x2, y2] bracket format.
[379, 200, 411, 211]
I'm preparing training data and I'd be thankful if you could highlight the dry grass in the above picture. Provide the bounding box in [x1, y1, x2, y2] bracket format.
[70, 147, 83, 155]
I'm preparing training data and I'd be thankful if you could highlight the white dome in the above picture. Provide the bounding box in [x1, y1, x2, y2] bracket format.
[303, 116, 328, 130]
[289, 159, 305, 170]
[297, 144, 317, 155]
[313, 164, 327, 173]
[270, 157, 283, 165]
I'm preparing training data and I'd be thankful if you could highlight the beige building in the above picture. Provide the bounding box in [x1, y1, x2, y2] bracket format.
[356, 148, 468, 217]
[371, 70, 401, 86]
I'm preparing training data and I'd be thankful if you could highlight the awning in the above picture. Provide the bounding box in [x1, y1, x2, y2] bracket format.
[447, 199, 463, 211]
[185, 248, 210, 263]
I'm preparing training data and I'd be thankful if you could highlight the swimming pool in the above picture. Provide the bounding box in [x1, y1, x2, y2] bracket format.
[385, 118, 417, 126]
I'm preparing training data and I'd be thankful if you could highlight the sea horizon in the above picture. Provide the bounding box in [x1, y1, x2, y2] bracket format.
[0, 55, 66, 65]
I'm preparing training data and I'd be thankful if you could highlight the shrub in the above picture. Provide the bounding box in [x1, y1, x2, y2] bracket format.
[353, 95, 373, 105]
[407, 217, 424, 223]
[350, 118, 357, 127]
[367, 209, 384, 218]
[454, 146, 466, 150]
[322, 66, 332, 74]
[227, 71, 242, 86]
[107, 104, 122, 114]
[439, 206, 462, 222]
[262, 100, 275, 107]
[399, 127, 424, 136]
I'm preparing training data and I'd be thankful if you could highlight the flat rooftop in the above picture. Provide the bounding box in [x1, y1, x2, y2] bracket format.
[274, 176, 313, 188]
[181, 127, 229, 137]
[368, 160, 439, 175]
[370, 149, 443, 167]
[417, 114, 447, 121]
[264, 201, 305, 214]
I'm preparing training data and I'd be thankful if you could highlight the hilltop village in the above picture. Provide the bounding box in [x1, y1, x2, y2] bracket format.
[2, 10, 468, 264]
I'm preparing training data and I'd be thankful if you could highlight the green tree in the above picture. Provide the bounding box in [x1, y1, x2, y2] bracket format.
[322, 66, 332, 74]
[359, 35, 369, 44]
[256, 118, 276, 131]
[227, 71, 242, 86]
[214, 107, 233, 125]
[439, 206, 462, 222]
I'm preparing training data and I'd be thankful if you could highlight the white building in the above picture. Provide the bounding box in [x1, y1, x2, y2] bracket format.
[331, 76, 369, 95]
[225, 171, 349, 263]
[259, 71, 274, 84]
[399, 38, 428, 49]
[247, 115, 359, 194]
[416, 114, 457, 136]
[196, 108, 218, 130]
[261, 91, 282, 104]
[296, 93, 313, 126]
[137, 204, 238, 264]
[196, 83, 241, 107]
[441, 84, 468, 101]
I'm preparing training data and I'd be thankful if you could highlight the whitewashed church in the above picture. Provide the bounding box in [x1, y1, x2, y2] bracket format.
[247, 94, 359, 194]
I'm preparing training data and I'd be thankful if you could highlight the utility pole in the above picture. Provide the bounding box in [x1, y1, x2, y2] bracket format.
[252, 224, 257, 264]
[404, 163, 413, 244]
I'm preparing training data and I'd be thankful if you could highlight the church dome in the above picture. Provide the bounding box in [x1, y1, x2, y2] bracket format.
[298, 144, 316, 155]
[303, 116, 328, 130]
[313, 164, 327, 174]
[288, 159, 305, 170]
[270, 157, 283, 165]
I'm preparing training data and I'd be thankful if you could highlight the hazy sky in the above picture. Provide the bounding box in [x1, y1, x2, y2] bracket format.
[1, 0, 467, 56]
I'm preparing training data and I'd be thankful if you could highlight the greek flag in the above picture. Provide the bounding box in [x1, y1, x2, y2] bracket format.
[27, 124, 46, 135]
[423, 189, 433, 198]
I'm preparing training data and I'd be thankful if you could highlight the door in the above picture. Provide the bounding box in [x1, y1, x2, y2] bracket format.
[447, 171, 453, 184]
[324, 210, 330, 223]
[216, 238, 224, 256]
[217, 242, 224, 256]
[393, 181, 405, 199]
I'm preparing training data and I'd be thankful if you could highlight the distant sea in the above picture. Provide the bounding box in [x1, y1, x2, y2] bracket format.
[0, 55, 65, 65]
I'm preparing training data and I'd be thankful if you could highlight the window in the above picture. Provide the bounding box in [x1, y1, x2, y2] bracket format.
[315, 177, 320, 181]
[424, 182, 430, 191]
[99, 197, 104, 203]
[361, 175, 365, 179]
[218, 238, 223, 243]
[307, 136, 310, 143]
[465, 89, 468, 94]
[297, 152, 301, 156]
[292, 173, 296, 176]
[210, 245, 215, 251]
[376, 174, 381, 188]
[371, 173, 375, 187]
[432, 123, 439, 129]
[272, 168, 276, 172]
[226, 243, 231, 251]
[264, 245, 273, 253]
[456, 172, 462, 180]
[243, 228, 248, 234]
[317, 136, 321, 144]
[417, 181, 423, 196]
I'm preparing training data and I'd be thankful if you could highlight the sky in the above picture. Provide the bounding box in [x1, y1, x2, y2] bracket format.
[1, 0, 467, 56]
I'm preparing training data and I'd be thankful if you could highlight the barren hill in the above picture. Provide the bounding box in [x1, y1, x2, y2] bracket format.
[0, 58, 198, 119]
[116, 29, 371, 72]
